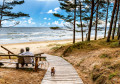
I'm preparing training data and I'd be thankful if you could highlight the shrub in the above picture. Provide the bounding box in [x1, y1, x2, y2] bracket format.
[110, 42, 120, 48]
[51, 46, 61, 50]
[100, 54, 109, 58]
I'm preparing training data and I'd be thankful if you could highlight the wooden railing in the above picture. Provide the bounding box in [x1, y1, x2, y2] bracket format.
[0, 53, 45, 72]
[1, 46, 15, 59]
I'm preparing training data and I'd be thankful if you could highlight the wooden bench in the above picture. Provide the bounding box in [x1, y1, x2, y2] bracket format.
[0, 54, 46, 71]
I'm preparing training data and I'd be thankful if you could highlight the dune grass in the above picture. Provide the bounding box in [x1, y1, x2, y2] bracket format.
[51, 37, 120, 57]
[51, 37, 120, 83]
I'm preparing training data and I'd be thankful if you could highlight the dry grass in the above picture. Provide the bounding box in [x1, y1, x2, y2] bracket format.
[0, 68, 46, 84]
[50, 37, 120, 84]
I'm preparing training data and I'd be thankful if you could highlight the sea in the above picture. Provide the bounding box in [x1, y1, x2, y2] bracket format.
[0, 27, 105, 44]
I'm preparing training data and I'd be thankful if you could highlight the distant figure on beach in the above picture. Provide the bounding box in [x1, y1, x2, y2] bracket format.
[18, 48, 25, 67]
[23, 47, 34, 66]
[51, 67, 55, 76]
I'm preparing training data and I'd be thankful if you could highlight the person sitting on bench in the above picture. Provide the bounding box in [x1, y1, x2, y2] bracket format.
[18, 48, 25, 67]
[23, 47, 34, 66]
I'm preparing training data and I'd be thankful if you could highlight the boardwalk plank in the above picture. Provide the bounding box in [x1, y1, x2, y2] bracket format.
[41, 54, 84, 84]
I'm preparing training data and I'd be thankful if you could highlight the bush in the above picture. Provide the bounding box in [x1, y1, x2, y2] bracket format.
[51, 46, 61, 50]
[110, 42, 120, 48]
[50, 27, 60, 29]
[100, 54, 109, 58]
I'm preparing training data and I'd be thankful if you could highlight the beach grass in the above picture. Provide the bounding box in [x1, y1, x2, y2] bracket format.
[50, 36, 120, 83]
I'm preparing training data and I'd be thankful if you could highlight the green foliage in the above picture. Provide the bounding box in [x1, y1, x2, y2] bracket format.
[0, 0, 29, 27]
[99, 54, 110, 58]
[75, 30, 86, 32]
[50, 27, 60, 30]
[51, 46, 61, 50]
[77, 24, 86, 27]
[109, 72, 117, 80]
[110, 42, 120, 48]
[54, 38, 120, 57]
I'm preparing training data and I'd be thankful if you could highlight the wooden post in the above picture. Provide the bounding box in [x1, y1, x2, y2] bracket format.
[8, 52, 11, 59]
[16, 63, 19, 69]
[35, 57, 38, 72]
[40, 54, 41, 61]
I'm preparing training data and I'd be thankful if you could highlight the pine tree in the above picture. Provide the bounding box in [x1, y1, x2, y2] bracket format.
[112, 0, 119, 40]
[87, 0, 94, 41]
[107, 0, 117, 42]
[0, 0, 29, 27]
[104, 0, 110, 38]
[53, 0, 76, 43]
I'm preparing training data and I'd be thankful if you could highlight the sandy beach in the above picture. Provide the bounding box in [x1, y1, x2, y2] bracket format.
[0, 35, 104, 55]
[0, 37, 104, 84]
[0, 39, 82, 84]
[0, 39, 82, 55]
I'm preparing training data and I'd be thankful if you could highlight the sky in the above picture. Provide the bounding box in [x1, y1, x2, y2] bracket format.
[1, 0, 66, 27]
[0, 0, 112, 27]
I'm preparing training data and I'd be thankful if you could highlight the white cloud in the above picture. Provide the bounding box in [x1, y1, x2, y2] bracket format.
[59, 19, 63, 21]
[2, 18, 36, 27]
[44, 18, 47, 20]
[22, 18, 26, 20]
[52, 21, 59, 25]
[43, 18, 51, 20]
[48, 18, 51, 20]
[47, 10, 55, 14]
[28, 18, 32, 23]
[36, 0, 56, 1]
[48, 23, 51, 25]
[52, 21, 64, 26]
[47, 7, 60, 14]
[54, 7, 59, 11]
[38, 21, 65, 27]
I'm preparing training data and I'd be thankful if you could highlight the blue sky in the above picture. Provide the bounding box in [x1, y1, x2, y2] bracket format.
[1, 0, 112, 27]
[1, 0, 66, 27]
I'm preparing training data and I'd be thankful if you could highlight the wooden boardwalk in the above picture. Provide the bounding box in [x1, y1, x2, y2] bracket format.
[41, 54, 84, 84]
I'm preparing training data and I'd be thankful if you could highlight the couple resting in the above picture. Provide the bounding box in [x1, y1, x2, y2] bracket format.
[18, 47, 34, 67]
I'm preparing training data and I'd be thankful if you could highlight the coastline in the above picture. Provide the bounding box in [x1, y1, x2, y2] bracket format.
[0, 36, 103, 55]
[0, 39, 81, 55]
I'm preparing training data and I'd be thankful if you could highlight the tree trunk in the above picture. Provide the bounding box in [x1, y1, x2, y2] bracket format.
[118, 3, 120, 40]
[80, 1, 83, 42]
[118, 12, 120, 44]
[73, 0, 76, 44]
[112, 0, 119, 40]
[87, 0, 94, 41]
[0, 0, 5, 28]
[95, 0, 99, 40]
[107, 0, 117, 42]
[0, 20, 1, 28]
[104, 0, 109, 38]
